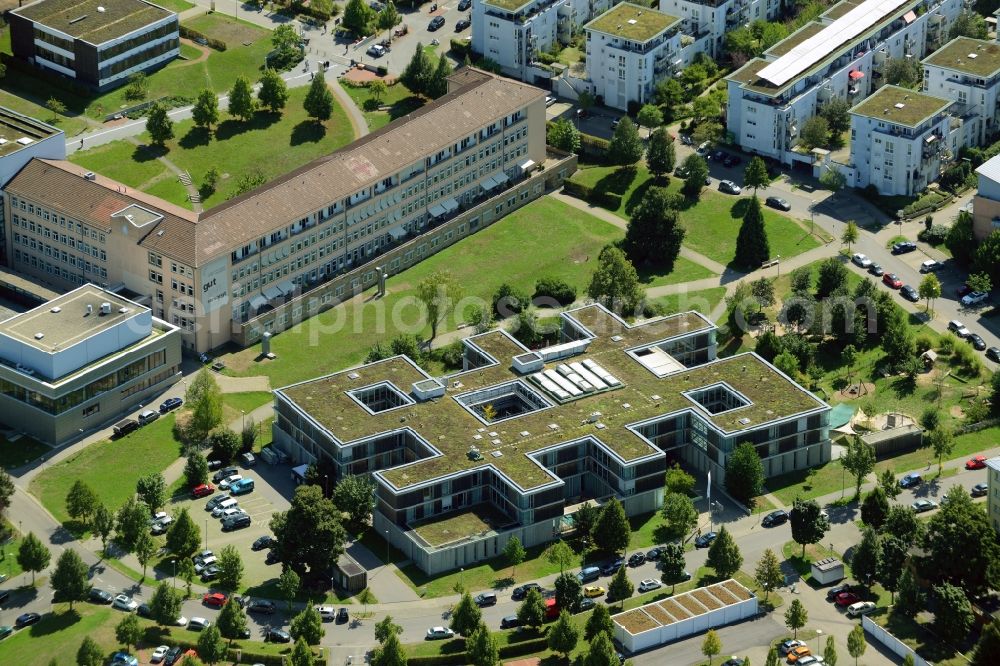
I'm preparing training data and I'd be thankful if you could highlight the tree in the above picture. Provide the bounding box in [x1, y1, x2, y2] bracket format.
[876, 535, 907, 602]
[145, 103, 174, 147]
[972, 620, 1000, 666]
[77, 636, 104, 666]
[655, 77, 684, 107]
[743, 157, 771, 193]
[547, 118, 580, 154]
[135, 530, 156, 578]
[789, 498, 830, 558]
[304, 73, 334, 122]
[841, 437, 876, 498]
[270, 484, 347, 576]
[116, 613, 142, 653]
[919, 273, 941, 313]
[860, 486, 889, 529]
[623, 186, 685, 271]
[774, 351, 800, 378]
[824, 635, 838, 666]
[17, 531, 51, 583]
[372, 632, 407, 666]
[196, 624, 226, 665]
[607, 117, 643, 167]
[229, 168, 266, 199]
[847, 625, 866, 666]
[881, 305, 915, 370]
[895, 567, 922, 617]
[586, 631, 620, 666]
[662, 492, 698, 538]
[800, 116, 829, 150]
[124, 72, 149, 101]
[178, 557, 196, 598]
[682, 154, 709, 197]
[967, 271, 993, 294]
[735, 194, 770, 270]
[185, 369, 223, 441]
[217, 596, 249, 646]
[816, 257, 849, 298]
[665, 464, 695, 496]
[751, 278, 775, 314]
[217, 544, 244, 591]
[784, 599, 808, 639]
[257, 68, 289, 114]
[574, 501, 599, 542]
[400, 43, 434, 96]
[706, 526, 743, 578]
[278, 567, 300, 610]
[0, 467, 12, 520]
[545, 541, 576, 574]
[578, 90, 595, 113]
[377, 0, 400, 30]
[209, 429, 241, 464]
[150, 580, 183, 626]
[841, 221, 858, 252]
[636, 104, 663, 130]
[375, 615, 403, 644]
[950, 9, 988, 39]
[290, 605, 325, 645]
[468, 623, 500, 666]
[166, 508, 200, 559]
[878, 469, 902, 502]
[331, 474, 376, 528]
[192, 88, 219, 130]
[517, 586, 546, 631]
[754, 549, 783, 601]
[450, 592, 482, 637]
[51, 548, 89, 609]
[765, 647, 780, 666]
[852, 528, 881, 587]
[228, 76, 256, 122]
[702, 629, 722, 664]
[93, 503, 114, 554]
[821, 97, 851, 139]
[692, 96, 721, 123]
[608, 566, 634, 607]
[548, 610, 579, 658]
[922, 485, 1000, 596]
[946, 210, 976, 266]
[660, 542, 688, 592]
[587, 246, 644, 316]
[185, 452, 209, 488]
[593, 497, 630, 554]
[271, 24, 300, 58]
[416, 271, 462, 341]
[928, 425, 954, 474]
[724, 443, 765, 506]
[136, 472, 166, 513]
[290, 637, 314, 666]
[585, 602, 614, 641]
[66, 480, 99, 525]
[497, 536, 525, 579]
[427, 53, 452, 99]
[554, 571, 583, 613]
[344, 0, 375, 35]
[646, 127, 676, 179]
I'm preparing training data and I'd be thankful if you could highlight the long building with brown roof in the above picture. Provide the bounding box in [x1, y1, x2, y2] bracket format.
[2, 69, 552, 353]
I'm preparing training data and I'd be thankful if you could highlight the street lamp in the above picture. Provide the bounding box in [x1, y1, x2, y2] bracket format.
[241, 409, 246, 432]
[384, 528, 390, 565]
[172, 558, 177, 589]
[810, 200, 816, 235]
[815, 629, 823, 654]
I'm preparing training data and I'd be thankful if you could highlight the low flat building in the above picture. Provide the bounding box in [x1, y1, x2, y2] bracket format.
[0, 284, 181, 444]
[272, 305, 830, 574]
[972, 153, 1000, 240]
[9, 0, 179, 91]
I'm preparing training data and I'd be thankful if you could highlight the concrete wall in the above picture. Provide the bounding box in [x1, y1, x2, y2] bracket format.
[862, 615, 932, 666]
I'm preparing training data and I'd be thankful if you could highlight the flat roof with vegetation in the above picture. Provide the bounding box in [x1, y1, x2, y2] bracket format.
[614, 579, 755, 635]
[924, 37, 1000, 79]
[278, 306, 827, 491]
[850, 85, 952, 128]
[13, 0, 174, 45]
[482, 0, 534, 12]
[585, 3, 680, 43]
[0, 107, 61, 158]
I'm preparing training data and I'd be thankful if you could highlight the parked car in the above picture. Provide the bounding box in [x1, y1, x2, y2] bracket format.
[193, 549, 214, 564]
[578, 566, 601, 583]
[366, 44, 386, 58]
[113, 594, 138, 612]
[426, 626, 455, 640]
[89, 588, 114, 604]
[961, 291, 989, 307]
[835, 592, 861, 606]
[219, 474, 242, 490]
[765, 196, 792, 211]
[912, 498, 938, 513]
[868, 263, 884, 276]
[500, 615, 520, 629]
[200, 565, 220, 582]
[137, 604, 151, 618]
[986, 347, 1000, 362]
[265, 628, 291, 643]
[240, 452, 256, 467]
[891, 241, 917, 255]
[203, 592, 227, 608]
[247, 599, 276, 614]
[628, 552, 645, 567]
[900, 285, 919, 302]
[694, 531, 718, 548]
[192, 483, 215, 498]
[428, 16, 445, 30]
[882, 273, 903, 289]
[638, 579, 662, 593]
[645, 546, 663, 561]
[718, 180, 741, 195]
[337, 607, 349, 624]
[826, 584, 855, 601]
[15, 612, 40, 628]
[151, 646, 170, 663]
[899, 473, 921, 488]
[212, 500, 240, 518]
[711, 150, 728, 162]
[110, 653, 138, 666]
[779, 639, 806, 655]
[163, 646, 183, 666]
[786, 645, 812, 662]
[600, 558, 625, 575]
[851, 253, 872, 268]
[0, 625, 14, 639]
[512, 583, 541, 600]
[458, 0, 471, 9]
[207, 459, 223, 471]
[583, 585, 606, 598]
[919, 259, 942, 273]
[188, 617, 211, 631]
[315, 605, 336, 621]
[679, 134, 694, 145]
[577, 598, 596, 613]
[137, 409, 159, 426]
[474, 592, 497, 607]
[847, 601, 877, 617]
[222, 513, 251, 531]
[159, 397, 183, 413]
[265, 550, 281, 565]
[252, 535, 274, 551]
[972, 482, 988, 497]
[968, 333, 987, 350]
[230, 478, 255, 495]
[194, 556, 217, 574]
[455, 18, 470, 31]
[212, 467, 239, 484]
[762, 510, 789, 527]
[696, 141, 711, 156]
[723, 154, 742, 167]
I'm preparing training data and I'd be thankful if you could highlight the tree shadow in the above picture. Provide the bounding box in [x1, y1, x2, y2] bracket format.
[491, 575, 515, 590]
[53, 521, 86, 543]
[179, 125, 213, 150]
[593, 166, 637, 196]
[132, 144, 167, 162]
[623, 176, 656, 216]
[389, 96, 426, 120]
[28, 607, 81, 637]
[730, 198, 751, 219]
[290, 120, 326, 145]
[890, 375, 916, 398]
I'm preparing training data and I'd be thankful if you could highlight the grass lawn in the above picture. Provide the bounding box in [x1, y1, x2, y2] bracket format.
[1, 522, 25, 579]
[0, 435, 50, 470]
[29, 415, 182, 531]
[557, 46, 583, 66]
[781, 540, 853, 585]
[874, 426, 1000, 475]
[153, 0, 195, 11]
[874, 609, 970, 666]
[220, 196, 624, 387]
[647, 287, 726, 317]
[768, 459, 851, 505]
[71, 84, 355, 210]
[221, 391, 273, 418]
[338, 81, 424, 131]
[639, 256, 716, 288]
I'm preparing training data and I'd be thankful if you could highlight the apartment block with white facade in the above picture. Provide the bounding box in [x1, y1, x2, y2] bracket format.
[922, 37, 1000, 147]
[472, 0, 616, 83]
[658, 0, 781, 60]
[725, 0, 961, 167]
[585, 3, 682, 110]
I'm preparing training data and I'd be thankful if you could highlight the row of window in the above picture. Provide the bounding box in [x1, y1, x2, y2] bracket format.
[99, 38, 179, 81]
[10, 197, 107, 245]
[11, 216, 108, 262]
[98, 21, 177, 61]
[12, 239, 107, 277]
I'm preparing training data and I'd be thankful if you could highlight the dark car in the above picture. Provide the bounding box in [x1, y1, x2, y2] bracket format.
[428, 15, 445, 30]
[159, 397, 183, 413]
[891, 241, 917, 255]
[900, 285, 919, 302]
[500, 615, 520, 629]
[967, 333, 987, 350]
[252, 535, 275, 551]
[723, 154, 742, 168]
[868, 263, 884, 276]
[645, 547, 663, 561]
[455, 18, 470, 31]
[826, 583, 854, 601]
[972, 482, 988, 497]
[761, 510, 788, 527]
[137, 603, 151, 618]
[14, 612, 40, 628]
[474, 592, 498, 607]
[163, 647, 183, 666]
[207, 459, 223, 471]
[765, 196, 791, 211]
[222, 514, 251, 531]
[247, 599, 276, 614]
[336, 607, 349, 624]
[694, 531, 717, 548]
[265, 550, 281, 565]
[600, 558, 625, 576]
[674, 166, 689, 178]
[458, 0, 471, 8]
[89, 588, 114, 604]
[212, 466, 238, 483]
[576, 598, 596, 613]
[266, 628, 292, 643]
[986, 347, 1000, 362]
[200, 565, 220, 582]
[512, 583, 541, 600]
[711, 150, 728, 162]
[628, 552, 645, 567]
[900, 473, 922, 488]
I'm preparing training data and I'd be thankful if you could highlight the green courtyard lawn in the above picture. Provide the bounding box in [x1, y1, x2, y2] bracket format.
[71, 83, 355, 209]
[875, 425, 1000, 476]
[338, 80, 425, 131]
[221, 391, 274, 420]
[639, 256, 716, 288]
[1, 521, 25, 579]
[647, 287, 726, 317]
[28, 415, 182, 532]
[874, 609, 971, 666]
[220, 196, 624, 387]
[768, 459, 852, 505]
[0, 434, 50, 470]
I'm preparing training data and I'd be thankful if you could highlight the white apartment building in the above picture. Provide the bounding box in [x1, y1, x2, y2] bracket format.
[848, 85, 972, 196]
[658, 0, 781, 59]
[472, 0, 616, 82]
[584, 3, 682, 110]
[726, 0, 961, 166]
[971, 153, 1000, 240]
[922, 37, 1000, 146]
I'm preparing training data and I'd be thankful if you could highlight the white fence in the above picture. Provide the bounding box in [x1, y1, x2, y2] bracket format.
[861, 615, 933, 666]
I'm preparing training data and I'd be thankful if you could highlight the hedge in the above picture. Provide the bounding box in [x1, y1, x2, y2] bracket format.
[563, 178, 622, 210]
[449, 38, 471, 57]
[179, 25, 227, 51]
[154, 637, 323, 666]
[406, 637, 550, 666]
[499, 636, 550, 658]
[580, 132, 609, 158]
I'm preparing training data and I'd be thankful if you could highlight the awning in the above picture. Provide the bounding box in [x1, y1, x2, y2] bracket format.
[429, 203, 447, 218]
[389, 226, 407, 240]
[441, 198, 459, 213]
[262, 285, 282, 300]
[248, 294, 268, 310]
[480, 175, 498, 191]
[519, 159, 535, 172]
[849, 70, 865, 80]
[276, 280, 296, 296]
[493, 172, 510, 186]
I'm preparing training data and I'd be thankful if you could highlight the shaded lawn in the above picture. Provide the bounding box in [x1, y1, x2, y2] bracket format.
[647, 287, 726, 317]
[875, 609, 971, 666]
[638, 255, 716, 288]
[768, 459, 850, 505]
[220, 197, 623, 387]
[338, 81, 424, 131]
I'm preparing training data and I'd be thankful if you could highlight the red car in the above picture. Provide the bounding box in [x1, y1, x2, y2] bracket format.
[966, 455, 987, 470]
[203, 592, 227, 607]
[882, 273, 903, 289]
[192, 483, 215, 498]
[835, 592, 861, 606]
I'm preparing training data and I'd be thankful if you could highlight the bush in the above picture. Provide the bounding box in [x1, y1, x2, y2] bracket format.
[917, 224, 949, 245]
[562, 178, 621, 209]
[534, 278, 577, 306]
[449, 38, 471, 57]
[492, 283, 531, 317]
[579, 133, 610, 159]
[914, 333, 935, 355]
[902, 190, 948, 217]
[939, 332, 958, 354]
[178, 26, 227, 51]
[642, 301, 669, 318]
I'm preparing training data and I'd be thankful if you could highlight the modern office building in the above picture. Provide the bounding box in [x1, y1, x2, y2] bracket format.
[922, 37, 1000, 147]
[9, 0, 180, 92]
[584, 3, 682, 110]
[658, 0, 781, 60]
[272, 305, 830, 574]
[1, 68, 573, 354]
[725, 0, 962, 167]
[972, 153, 1000, 240]
[0, 284, 181, 444]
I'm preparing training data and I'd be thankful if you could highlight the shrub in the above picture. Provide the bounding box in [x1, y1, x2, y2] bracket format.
[920, 407, 941, 431]
[914, 333, 935, 355]
[492, 283, 531, 317]
[642, 301, 669, 318]
[579, 133, 610, 159]
[178, 26, 227, 51]
[917, 224, 949, 245]
[939, 333, 957, 354]
[534, 278, 577, 306]
[449, 38, 471, 57]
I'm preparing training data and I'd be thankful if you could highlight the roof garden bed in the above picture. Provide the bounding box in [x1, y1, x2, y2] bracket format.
[616, 609, 660, 634]
[659, 599, 690, 619]
[721, 580, 753, 601]
[409, 504, 514, 548]
[708, 584, 740, 605]
[692, 588, 723, 610]
[675, 594, 707, 616]
[645, 603, 676, 625]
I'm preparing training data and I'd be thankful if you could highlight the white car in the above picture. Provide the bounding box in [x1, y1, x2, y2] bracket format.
[218, 507, 245, 521]
[189, 617, 211, 630]
[112, 594, 138, 612]
[315, 605, 336, 621]
[151, 646, 169, 663]
[947, 320, 971, 338]
[151, 511, 172, 526]
[847, 601, 877, 617]
[638, 579, 662, 593]
[426, 626, 455, 640]
[175, 615, 188, 627]
[962, 291, 989, 307]
[851, 253, 872, 268]
[219, 474, 242, 490]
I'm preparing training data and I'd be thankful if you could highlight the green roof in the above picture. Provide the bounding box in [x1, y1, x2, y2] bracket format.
[585, 3, 680, 43]
[278, 306, 827, 491]
[923, 37, 1000, 79]
[482, 0, 533, 12]
[850, 85, 952, 128]
[0, 107, 60, 158]
[765, 22, 824, 58]
[13, 0, 174, 45]
[821, 0, 863, 21]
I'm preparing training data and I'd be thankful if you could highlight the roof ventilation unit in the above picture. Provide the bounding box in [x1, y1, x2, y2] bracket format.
[119, 307, 130, 314]
[84, 172, 97, 181]
[50, 306, 61, 313]
[99, 302, 112, 315]
[85, 304, 93, 316]
[34, 332, 44, 340]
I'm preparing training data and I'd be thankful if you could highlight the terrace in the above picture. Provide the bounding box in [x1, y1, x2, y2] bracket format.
[410, 504, 516, 548]
[850, 85, 952, 128]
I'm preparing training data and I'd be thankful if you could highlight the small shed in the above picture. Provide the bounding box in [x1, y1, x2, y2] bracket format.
[811, 557, 845, 585]
[333, 553, 367, 594]
[921, 349, 937, 367]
